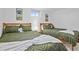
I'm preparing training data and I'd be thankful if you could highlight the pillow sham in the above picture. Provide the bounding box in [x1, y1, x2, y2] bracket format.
[4, 26, 19, 33]
[22, 26, 31, 31]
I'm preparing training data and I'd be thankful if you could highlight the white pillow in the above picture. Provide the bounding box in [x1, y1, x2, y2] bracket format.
[18, 28, 23, 32]
[59, 30, 74, 35]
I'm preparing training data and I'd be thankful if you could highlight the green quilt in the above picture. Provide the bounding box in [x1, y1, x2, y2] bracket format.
[0, 31, 41, 42]
[25, 42, 67, 51]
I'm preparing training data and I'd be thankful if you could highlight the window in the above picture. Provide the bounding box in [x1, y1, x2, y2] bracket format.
[31, 10, 39, 16]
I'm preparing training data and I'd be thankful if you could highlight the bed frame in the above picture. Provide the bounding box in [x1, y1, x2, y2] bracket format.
[58, 36, 74, 51]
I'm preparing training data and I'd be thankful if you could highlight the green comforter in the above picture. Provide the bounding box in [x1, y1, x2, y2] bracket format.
[42, 29, 76, 46]
[25, 42, 67, 51]
[0, 31, 41, 42]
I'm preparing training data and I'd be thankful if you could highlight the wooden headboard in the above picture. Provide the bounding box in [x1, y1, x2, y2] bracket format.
[3, 23, 31, 33]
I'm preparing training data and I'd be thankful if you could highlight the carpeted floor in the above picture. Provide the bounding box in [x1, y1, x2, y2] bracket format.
[64, 43, 79, 51]
[63, 43, 72, 51]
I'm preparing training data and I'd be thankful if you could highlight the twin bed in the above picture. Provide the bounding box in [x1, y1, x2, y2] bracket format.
[40, 23, 79, 50]
[0, 23, 41, 42]
[0, 23, 78, 51]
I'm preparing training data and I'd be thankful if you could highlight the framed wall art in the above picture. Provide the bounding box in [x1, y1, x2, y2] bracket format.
[16, 8, 23, 20]
[45, 14, 49, 22]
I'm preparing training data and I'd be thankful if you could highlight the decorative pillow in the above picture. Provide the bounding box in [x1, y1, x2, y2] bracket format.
[22, 26, 31, 31]
[4, 26, 19, 33]
[18, 28, 23, 32]
[43, 24, 54, 29]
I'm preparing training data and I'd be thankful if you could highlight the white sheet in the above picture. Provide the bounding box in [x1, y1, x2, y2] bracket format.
[31, 35, 62, 44]
[18, 28, 23, 32]
[59, 30, 74, 35]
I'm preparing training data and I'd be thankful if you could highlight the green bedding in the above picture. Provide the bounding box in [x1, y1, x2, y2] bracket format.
[22, 26, 31, 31]
[41, 29, 62, 38]
[0, 31, 41, 42]
[42, 29, 76, 46]
[25, 42, 67, 51]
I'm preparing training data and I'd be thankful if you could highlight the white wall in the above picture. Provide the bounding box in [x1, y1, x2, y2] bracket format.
[1, 8, 79, 32]
[40, 10, 52, 22]
[0, 8, 49, 32]
[50, 8, 79, 30]
[2, 8, 33, 23]
[0, 9, 4, 37]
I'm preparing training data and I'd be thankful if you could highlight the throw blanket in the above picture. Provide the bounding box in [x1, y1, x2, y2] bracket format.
[0, 35, 62, 51]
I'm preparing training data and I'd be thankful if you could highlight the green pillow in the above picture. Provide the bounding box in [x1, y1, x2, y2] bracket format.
[22, 26, 31, 31]
[4, 26, 19, 33]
